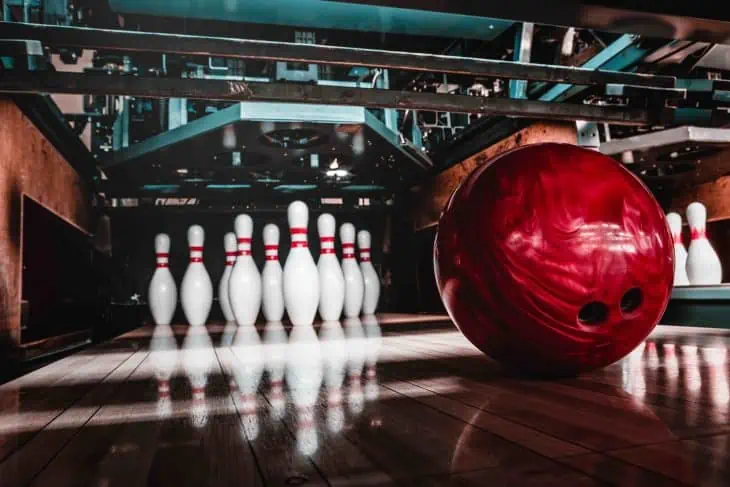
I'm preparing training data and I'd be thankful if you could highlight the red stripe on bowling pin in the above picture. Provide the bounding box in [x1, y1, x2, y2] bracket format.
[359, 247, 371, 262]
[691, 228, 707, 241]
[264, 244, 279, 261]
[291, 227, 308, 248]
[189, 246, 203, 263]
[320, 236, 336, 255]
[156, 252, 169, 268]
[238, 237, 252, 256]
[342, 242, 355, 259]
[225, 251, 237, 266]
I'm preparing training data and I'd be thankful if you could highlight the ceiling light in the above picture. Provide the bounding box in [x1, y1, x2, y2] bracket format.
[274, 184, 318, 192]
[177, 168, 189, 174]
[342, 184, 385, 191]
[329, 158, 339, 169]
[206, 184, 251, 190]
[141, 184, 179, 193]
[326, 169, 348, 177]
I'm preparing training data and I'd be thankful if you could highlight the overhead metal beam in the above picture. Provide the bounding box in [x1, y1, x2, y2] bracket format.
[104, 203, 389, 215]
[98, 183, 392, 198]
[108, 101, 368, 168]
[0, 71, 654, 126]
[600, 126, 730, 156]
[0, 22, 677, 88]
[329, 0, 730, 44]
[539, 34, 654, 102]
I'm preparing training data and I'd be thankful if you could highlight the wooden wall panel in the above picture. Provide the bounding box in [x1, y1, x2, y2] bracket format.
[0, 98, 90, 348]
[410, 121, 577, 230]
[667, 174, 730, 223]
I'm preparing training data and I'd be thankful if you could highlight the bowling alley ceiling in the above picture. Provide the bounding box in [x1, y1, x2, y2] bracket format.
[3, 0, 730, 211]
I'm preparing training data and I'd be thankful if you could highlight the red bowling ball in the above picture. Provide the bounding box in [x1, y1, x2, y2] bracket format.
[434, 142, 674, 377]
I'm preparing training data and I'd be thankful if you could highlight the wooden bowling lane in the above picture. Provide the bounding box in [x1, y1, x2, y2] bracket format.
[1, 315, 730, 486]
[216, 343, 329, 486]
[0, 337, 143, 470]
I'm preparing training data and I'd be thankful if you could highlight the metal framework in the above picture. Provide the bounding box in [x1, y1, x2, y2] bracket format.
[600, 126, 730, 156]
[0, 71, 654, 125]
[330, 0, 730, 44]
[0, 22, 677, 88]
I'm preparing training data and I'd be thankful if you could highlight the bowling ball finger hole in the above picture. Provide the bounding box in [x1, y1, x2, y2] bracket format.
[578, 302, 609, 325]
[620, 287, 643, 315]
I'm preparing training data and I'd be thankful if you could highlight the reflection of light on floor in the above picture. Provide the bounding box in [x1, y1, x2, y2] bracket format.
[702, 347, 730, 414]
[0, 329, 465, 391]
[646, 341, 659, 370]
[21, 318, 730, 453]
[651, 324, 730, 337]
[664, 343, 679, 379]
[681, 345, 702, 396]
[374, 313, 451, 324]
[621, 341, 646, 400]
[0, 352, 141, 386]
[0, 374, 466, 436]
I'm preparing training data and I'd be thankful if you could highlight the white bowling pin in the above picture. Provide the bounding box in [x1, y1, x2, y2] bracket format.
[283, 201, 320, 326]
[219, 232, 237, 322]
[180, 225, 213, 326]
[666, 213, 689, 286]
[261, 224, 285, 322]
[357, 230, 381, 315]
[317, 214, 345, 321]
[149, 233, 177, 325]
[686, 202, 722, 285]
[229, 214, 262, 326]
[340, 223, 364, 318]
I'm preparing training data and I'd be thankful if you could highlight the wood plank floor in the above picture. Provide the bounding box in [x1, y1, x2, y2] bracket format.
[1, 313, 729, 486]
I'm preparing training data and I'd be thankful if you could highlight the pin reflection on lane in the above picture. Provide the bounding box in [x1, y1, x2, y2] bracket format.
[344, 317, 367, 414]
[262, 321, 288, 420]
[182, 325, 215, 428]
[149, 323, 177, 400]
[149, 317, 383, 456]
[363, 314, 382, 402]
[230, 324, 264, 440]
[619, 333, 730, 428]
[286, 324, 323, 456]
[320, 320, 347, 433]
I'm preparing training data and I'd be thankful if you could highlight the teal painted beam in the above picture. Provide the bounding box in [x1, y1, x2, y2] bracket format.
[509, 23, 533, 100]
[108, 0, 513, 41]
[538, 34, 651, 103]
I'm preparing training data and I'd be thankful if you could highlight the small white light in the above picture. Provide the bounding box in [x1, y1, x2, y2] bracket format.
[329, 158, 339, 169]
[222, 124, 236, 149]
[177, 168, 189, 175]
